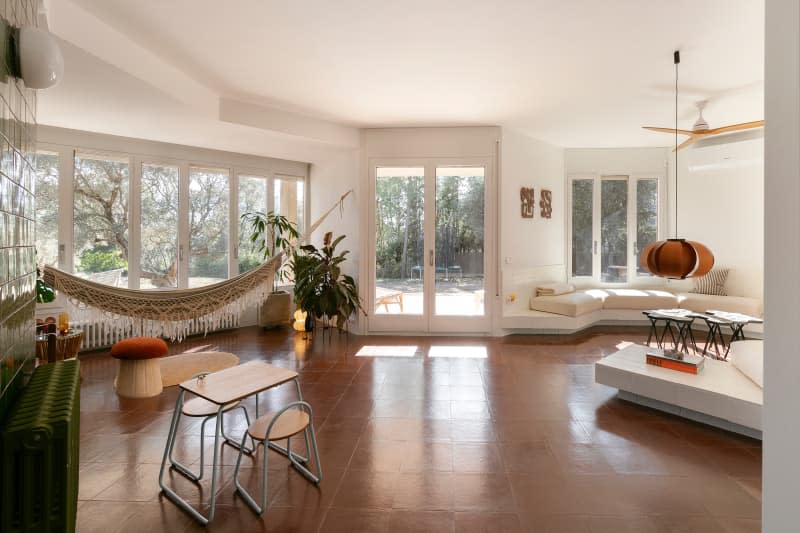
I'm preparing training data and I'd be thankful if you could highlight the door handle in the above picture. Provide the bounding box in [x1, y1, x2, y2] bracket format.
[593, 241, 597, 255]
[179, 245, 184, 261]
[429, 250, 434, 266]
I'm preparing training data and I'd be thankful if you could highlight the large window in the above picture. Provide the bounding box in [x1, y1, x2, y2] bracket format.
[34, 148, 307, 292]
[569, 174, 662, 284]
[73, 153, 130, 287]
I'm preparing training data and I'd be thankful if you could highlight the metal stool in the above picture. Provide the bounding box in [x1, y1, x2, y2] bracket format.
[167, 372, 254, 482]
[233, 401, 322, 515]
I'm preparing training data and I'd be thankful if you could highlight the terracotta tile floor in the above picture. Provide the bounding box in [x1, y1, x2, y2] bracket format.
[75, 326, 761, 532]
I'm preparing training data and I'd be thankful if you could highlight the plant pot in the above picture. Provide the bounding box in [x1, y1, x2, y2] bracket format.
[259, 291, 292, 329]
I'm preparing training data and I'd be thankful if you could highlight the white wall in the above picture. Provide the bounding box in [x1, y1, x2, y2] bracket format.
[500, 129, 565, 311]
[674, 134, 764, 299]
[764, 0, 800, 530]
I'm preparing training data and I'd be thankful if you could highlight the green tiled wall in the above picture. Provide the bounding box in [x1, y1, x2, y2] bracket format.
[0, 0, 38, 420]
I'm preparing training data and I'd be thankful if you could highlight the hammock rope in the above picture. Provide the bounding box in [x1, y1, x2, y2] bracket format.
[43, 189, 353, 341]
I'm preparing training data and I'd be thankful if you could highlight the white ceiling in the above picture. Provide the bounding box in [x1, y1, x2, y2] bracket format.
[42, 0, 764, 152]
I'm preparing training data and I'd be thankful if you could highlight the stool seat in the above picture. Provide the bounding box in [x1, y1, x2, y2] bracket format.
[111, 336, 169, 398]
[112, 336, 169, 360]
[182, 397, 241, 417]
[248, 410, 310, 441]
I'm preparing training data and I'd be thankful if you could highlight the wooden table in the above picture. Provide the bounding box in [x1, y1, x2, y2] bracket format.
[158, 361, 302, 525]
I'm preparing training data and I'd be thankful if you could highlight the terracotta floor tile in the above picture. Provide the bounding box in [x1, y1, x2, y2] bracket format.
[76, 500, 138, 532]
[320, 508, 389, 532]
[454, 511, 523, 532]
[392, 472, 455, 510]
[78, 462, 131, 500]
[349, 439, 408, 472]
[499, 441, 562, 476]
[400, 441, 454, 472]
[508, 473, 580, 515]
[453, 473, 516, 512]
[518, 514, 591, 533]
[331, 470, 399, 509]
[388, 510, 456, 532]
[452, 442, 504, 473]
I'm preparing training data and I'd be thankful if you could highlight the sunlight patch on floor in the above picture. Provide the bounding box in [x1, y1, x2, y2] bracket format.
[428, 345, 488, 359]
[356, 345, 419, 357]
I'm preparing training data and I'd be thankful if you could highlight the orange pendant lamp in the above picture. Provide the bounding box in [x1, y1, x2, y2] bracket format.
[641, 50, 714, 279]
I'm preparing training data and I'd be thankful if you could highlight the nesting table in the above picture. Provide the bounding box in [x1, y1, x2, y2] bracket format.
[643, 308, 763, 359]
[158, 361, 305, 525]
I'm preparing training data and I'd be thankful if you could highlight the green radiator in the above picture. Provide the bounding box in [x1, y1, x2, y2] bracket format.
[1, 360, 81, 533]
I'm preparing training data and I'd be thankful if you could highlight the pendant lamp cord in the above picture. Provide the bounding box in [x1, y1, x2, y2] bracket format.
[674, 50, 679, 239]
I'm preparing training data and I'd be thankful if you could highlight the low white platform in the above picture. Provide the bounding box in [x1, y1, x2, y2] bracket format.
[595, 344, 762, 439]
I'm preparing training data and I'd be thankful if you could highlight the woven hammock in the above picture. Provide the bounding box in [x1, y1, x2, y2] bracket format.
[42, 190, 352, 341]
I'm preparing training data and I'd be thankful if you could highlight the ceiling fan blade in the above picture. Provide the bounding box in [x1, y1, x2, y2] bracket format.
[672, 136, 697, 152]
[706, 120, 765, 135]
[643, 126, 695, 135]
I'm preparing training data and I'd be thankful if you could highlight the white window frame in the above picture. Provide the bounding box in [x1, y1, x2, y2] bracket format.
[567, 172, 665, 286]
[34, 145, 309, 293]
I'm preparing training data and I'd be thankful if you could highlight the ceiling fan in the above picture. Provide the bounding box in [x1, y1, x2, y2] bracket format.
[643, 100, 764, 151]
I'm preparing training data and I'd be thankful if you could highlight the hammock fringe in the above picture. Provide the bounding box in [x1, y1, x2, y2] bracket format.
[42, 190, 353, 342]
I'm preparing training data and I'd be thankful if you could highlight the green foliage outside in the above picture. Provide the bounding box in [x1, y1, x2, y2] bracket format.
[571, 178, 659, 281]
[78, 244, 126, 274]
[375, 173, 484, 280]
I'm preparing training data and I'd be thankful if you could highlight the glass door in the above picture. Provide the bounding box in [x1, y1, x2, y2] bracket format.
[371, 166, 427, 331]
[430, 166, 487, 328]
[369, 161, 492, 333]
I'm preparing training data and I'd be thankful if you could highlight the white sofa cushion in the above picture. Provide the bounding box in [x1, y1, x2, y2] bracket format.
[728, 340, 764, 388]
[599, 289, 679, 310]
[529, 290, 605, 317]
[677, 292, 762, 317]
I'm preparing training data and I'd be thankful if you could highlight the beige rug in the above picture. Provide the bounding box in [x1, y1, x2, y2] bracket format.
[160, 351, 240, 387]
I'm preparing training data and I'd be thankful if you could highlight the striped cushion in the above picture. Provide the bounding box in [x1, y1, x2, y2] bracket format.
[690, 268, 729, 296]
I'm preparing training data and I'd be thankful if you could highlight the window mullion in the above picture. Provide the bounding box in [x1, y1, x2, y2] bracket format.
[128, 157, 141, 289]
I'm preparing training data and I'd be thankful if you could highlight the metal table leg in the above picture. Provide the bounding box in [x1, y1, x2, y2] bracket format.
[159, 391, 225, 525]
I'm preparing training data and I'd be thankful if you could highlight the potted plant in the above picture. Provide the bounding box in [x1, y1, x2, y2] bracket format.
[291, 232, 365, 332]
[241, 210, 300, 329]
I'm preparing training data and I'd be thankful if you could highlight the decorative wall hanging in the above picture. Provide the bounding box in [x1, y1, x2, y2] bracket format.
[539, 189, 552, 219]
[520, 187, 535, 218]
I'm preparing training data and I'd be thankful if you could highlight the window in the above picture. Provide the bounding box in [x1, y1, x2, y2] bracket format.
[34, 152, 59, 267]
[73, 153, 130, 287]
[34, 147, 307, 292]
[274, 177, 304, 234]
[237, 175, 269, 273]
[569, 174, 662, 284]
[570, 179, 593, 277]
[636, 179, 659, 276]
[140, 164, 179, 289]
[189, 167, 229, 287]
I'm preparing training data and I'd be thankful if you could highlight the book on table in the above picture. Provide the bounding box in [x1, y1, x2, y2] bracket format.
[645, 349, 705, 374]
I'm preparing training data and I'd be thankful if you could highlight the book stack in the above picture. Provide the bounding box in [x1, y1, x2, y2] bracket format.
[645, 349, 705, 374]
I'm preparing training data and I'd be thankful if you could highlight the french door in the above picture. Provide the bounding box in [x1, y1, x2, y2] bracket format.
[368, 159, 493, 333]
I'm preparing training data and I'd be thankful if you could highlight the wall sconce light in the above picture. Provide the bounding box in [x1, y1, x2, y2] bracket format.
[3, 19, 63, 89]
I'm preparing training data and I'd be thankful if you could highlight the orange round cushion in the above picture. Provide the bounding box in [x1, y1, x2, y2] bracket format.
[111, 337, 169, 360]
